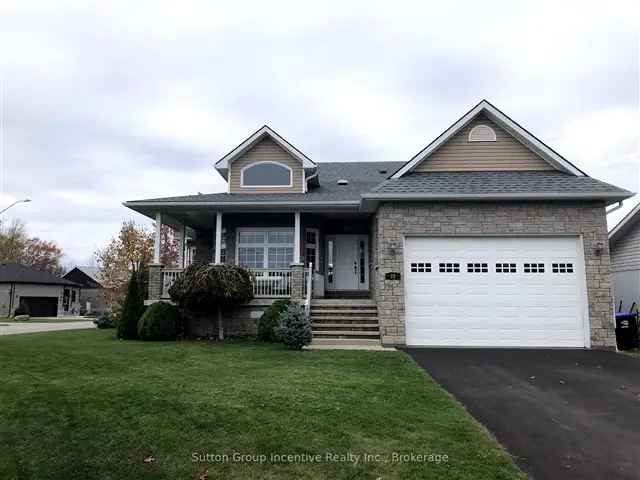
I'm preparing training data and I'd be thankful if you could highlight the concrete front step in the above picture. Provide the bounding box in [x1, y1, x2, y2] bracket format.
[311, 299, 376, 307]
[313, 330, 380, 337]
[311, 315, 378, 322]
[309, 308, 378, 315]
[310, 338, 382, 347]
[312, 323, 380, 329]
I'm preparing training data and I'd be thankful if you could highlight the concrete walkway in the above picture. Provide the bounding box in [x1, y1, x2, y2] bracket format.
[0, 321, 95, 335]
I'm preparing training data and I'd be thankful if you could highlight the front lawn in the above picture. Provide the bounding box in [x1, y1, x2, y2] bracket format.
[0, 330, 523, 479]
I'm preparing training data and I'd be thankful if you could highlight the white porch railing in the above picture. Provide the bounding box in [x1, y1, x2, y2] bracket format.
[250, 268, 292, 297]
[160, 267, 297, 299]
[161, 268, 184, 297]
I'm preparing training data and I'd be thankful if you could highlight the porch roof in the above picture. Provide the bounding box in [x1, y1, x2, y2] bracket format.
[124, 161, 404, 218]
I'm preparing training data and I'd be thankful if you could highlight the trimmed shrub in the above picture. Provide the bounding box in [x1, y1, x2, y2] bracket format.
[13, 304, 29, 317]
[276, 303, 312, 350]
[257, 299, 291, 342]
[93, 311, 116, 329]
[137, 302, 179, 340]
[168, 263, 253, 339]
[117, 269, 146, 339]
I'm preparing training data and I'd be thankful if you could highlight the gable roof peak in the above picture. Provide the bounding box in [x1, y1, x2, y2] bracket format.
[215, 125, 316, 173]
[391, 100, 586, 178]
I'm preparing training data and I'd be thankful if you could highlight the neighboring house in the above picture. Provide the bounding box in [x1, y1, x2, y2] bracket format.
[0, 264, 81, 317]
[609, 203, 640, 312]
[124, 100, 633, 349]
[63, 266, 107, 315]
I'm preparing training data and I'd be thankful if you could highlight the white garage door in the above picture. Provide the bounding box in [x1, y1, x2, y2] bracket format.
[405, 236, 589, 347]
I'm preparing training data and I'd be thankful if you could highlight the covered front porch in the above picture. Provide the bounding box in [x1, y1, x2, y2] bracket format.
[147, 209, 373, 302]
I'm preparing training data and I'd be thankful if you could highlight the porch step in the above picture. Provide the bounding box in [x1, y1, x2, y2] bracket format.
[310, 338, 382, 347]
[312, 323, 380, 329]
[311, 299, 376, 307]
[311, 315, 378, 322]
[310, 308, 378, 315]
[310, 299, 380, 346]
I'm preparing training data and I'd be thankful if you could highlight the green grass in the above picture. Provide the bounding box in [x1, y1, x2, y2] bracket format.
[0, 330, 524, 480]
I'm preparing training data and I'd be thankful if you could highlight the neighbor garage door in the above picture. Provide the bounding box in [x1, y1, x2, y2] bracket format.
[20, 297, 59, 317]
[405, 236, 588, 347]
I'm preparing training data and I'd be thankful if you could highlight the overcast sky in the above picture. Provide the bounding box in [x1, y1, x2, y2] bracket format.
[0, 0, 638, 267]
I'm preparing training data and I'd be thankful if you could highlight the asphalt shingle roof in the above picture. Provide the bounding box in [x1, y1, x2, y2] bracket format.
[368, 171, 632, 197]
[0, 264, 80, 286]
[127, 162, 405, 204]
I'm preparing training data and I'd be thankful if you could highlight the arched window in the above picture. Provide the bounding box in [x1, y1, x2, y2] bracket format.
[468, 124, 497, 142]
[241, 161, 292, 188]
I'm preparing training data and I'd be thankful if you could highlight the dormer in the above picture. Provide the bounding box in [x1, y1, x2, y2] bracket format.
[215, 126, 318, 193]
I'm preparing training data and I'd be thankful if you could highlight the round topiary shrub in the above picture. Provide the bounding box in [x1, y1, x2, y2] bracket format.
[137, 302, 179, 341]
[276, 302, 312, 350]
[257, 299, 291, 342]
[168, 263, 254, 339]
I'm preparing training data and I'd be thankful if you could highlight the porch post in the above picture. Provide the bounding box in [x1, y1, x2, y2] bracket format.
[153, 211, 162, 264]
[177, 224, 185, 268]
[214, 211, 223, 264]
[294, 211, 301, 264]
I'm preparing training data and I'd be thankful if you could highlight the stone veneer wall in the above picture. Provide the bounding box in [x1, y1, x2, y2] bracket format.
[185, 299, 278, 338]
[374, 201, 616, 349]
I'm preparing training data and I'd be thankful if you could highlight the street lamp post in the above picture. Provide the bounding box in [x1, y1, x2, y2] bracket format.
[0, 198, 31, 215]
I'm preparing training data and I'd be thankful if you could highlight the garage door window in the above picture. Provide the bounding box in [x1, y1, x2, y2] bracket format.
[439, 262, 460, 273]
[467, 263, 488, 273]
[523, 263, 545, 273]
[496, 263, 517, 273]
[552, 263, 574, 273]
[410, 262, 431, 273]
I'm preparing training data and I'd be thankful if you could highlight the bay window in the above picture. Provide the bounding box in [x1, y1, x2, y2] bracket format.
[237, 229, 294, 269]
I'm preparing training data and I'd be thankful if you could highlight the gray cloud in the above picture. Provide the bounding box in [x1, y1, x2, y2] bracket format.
[0, 0, 637, 264]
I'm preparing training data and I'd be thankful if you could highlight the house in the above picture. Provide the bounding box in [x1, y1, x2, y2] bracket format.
[0, 264, 82, 317]
[63, 266, 107, 315]
[609, 203, 640, 312]
[124, 100, 633, 349]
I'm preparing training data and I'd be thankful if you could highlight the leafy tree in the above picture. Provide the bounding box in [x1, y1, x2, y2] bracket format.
[95, 220, 179, 307]
[0, 219, 63, 274]
[169, 263, 253, 339]
[117, 269, 146, 340]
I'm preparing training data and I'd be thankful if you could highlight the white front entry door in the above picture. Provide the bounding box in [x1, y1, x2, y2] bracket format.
[404, 236, 589, 347]
[326, 235, 369, 291]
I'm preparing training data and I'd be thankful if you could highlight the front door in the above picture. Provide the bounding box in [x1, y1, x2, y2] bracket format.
[325, 235, 369, 291]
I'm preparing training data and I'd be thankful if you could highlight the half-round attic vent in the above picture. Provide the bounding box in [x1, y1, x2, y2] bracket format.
[337, 179, 349, 185]
[468, 124, 497, 142]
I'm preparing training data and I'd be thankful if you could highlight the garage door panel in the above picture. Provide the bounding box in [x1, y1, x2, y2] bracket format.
[405, 236, 588, 348]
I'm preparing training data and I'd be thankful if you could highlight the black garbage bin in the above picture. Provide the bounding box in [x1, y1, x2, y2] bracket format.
[615, 312, 639, 350]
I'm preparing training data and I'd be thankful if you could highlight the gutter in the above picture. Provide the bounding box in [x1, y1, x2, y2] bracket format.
[360, 191, 634, 211]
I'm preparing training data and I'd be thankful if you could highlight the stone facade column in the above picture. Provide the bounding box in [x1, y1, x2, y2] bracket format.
[148, 264, 163, 301]
[290, 263, 305, 302]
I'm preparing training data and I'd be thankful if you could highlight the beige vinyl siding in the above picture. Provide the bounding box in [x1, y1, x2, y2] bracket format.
[228, 137, 304, 193]
[611, 220, 640, 272]
[415, 114, 555, 172]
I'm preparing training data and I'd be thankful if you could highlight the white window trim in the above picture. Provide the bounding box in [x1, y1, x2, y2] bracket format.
[240, 161, 293, 188]
[305, 228, 320, 271]
[468, 124, 496, 142]
[236, 227, 295, 269]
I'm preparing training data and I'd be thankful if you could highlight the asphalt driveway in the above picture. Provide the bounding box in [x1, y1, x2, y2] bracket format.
[406, 348, 640, 480]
